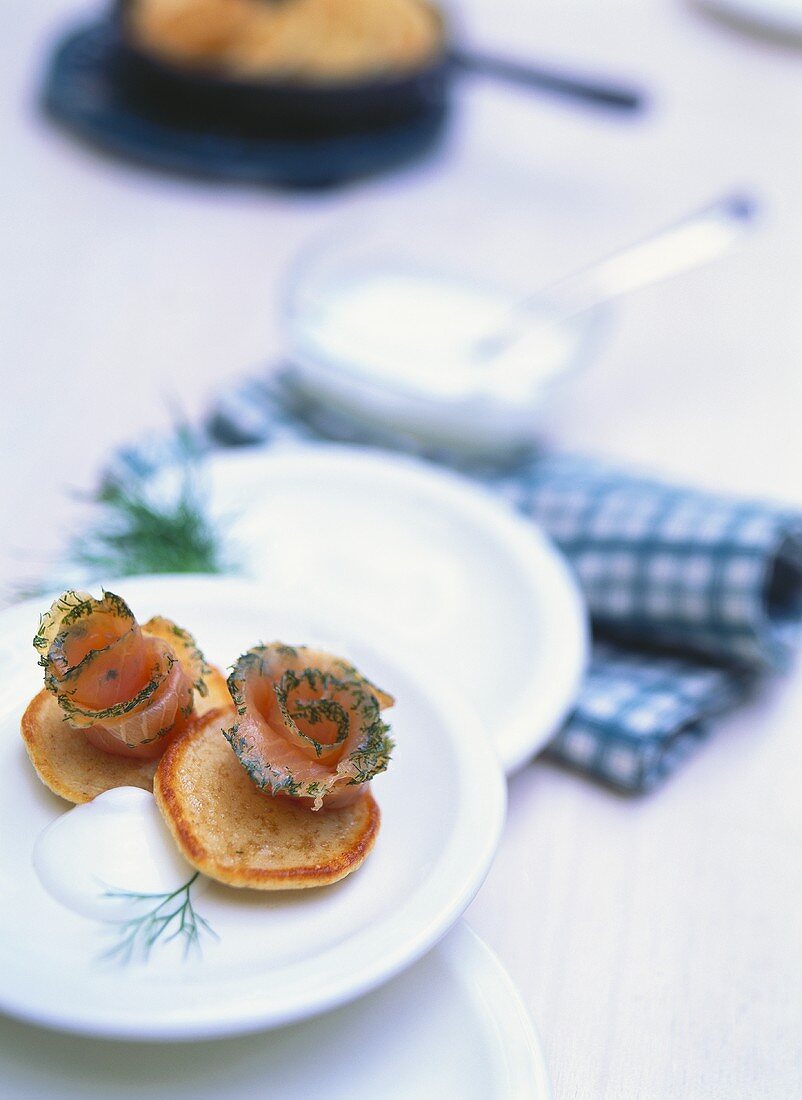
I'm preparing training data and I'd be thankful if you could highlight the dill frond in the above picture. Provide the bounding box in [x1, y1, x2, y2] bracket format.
[102, 871, 217, 965]
[71, 440, 228, 578]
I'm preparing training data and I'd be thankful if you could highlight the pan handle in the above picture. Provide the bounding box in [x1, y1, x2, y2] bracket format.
[450, 49, 644, 112]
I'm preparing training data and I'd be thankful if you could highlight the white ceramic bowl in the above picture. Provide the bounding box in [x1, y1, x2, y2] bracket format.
[282, 218, 606, 456]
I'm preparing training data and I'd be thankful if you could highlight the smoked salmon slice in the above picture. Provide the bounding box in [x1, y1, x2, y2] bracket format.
[225, 643, 394, 811]
[34, 590, 211, 760]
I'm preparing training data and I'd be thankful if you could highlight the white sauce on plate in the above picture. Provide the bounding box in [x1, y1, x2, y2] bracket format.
[33, 787, 205, 922]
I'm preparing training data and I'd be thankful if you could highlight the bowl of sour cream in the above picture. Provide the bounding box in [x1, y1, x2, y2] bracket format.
[282, 222, 607, 456]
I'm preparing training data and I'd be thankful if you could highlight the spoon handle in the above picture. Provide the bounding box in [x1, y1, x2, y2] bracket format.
[473, 194, 758, 359]
[450, 49, 644, 112]
[562, 194, 757, 305]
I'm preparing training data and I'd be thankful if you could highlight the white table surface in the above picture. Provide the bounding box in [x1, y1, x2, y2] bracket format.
[2, 0, 802, 1096]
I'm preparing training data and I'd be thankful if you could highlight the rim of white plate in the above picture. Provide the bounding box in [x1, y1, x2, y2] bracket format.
[190, 443, 589, 774]
[0, 921, 550, 1098]
[448, 922, 552, 1099]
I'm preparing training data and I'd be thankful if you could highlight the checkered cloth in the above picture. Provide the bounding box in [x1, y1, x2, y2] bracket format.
[519, 455, 802, 670]
[548, 642, 755, 792]
[114, 374, 802, 793]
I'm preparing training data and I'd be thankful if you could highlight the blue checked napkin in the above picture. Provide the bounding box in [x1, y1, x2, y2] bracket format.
[546, 643, 754, 791]
[114, 374, 802, 793]
[521, 455, 802, 670]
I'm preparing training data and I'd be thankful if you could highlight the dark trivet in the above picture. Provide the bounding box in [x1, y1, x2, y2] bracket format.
[42, 21, 448, 188]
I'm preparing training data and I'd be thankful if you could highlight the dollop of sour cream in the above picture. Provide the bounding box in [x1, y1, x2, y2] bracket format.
[33, 787, 206, 922]
[296, 268, 582, 401]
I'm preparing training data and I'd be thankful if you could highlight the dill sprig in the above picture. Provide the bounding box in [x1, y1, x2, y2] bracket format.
[102, 871, 218, 964]
[70, 435, 228, 578]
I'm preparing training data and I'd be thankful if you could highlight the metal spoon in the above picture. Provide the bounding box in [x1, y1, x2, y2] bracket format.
[471, 194, 758, 361]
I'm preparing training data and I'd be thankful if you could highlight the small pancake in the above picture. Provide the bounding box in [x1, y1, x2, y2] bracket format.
[154, 708, 381, 890]
[20, 667, 231, 804]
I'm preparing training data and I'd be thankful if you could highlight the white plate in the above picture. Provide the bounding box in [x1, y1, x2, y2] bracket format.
[0, 921, 548, 1097]
[0, 575, 506, 1040]
[179, 444, 588, 774]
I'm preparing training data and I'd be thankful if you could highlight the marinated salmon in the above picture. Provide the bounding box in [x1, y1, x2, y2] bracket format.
[225, 643, 394, 810]
[34, 590, 211, 760]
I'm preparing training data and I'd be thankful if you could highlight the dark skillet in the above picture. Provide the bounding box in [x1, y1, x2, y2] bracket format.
[111, 0, 643, 140]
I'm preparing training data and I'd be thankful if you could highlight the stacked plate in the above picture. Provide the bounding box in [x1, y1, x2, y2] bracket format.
[0, 445, 587, 1096]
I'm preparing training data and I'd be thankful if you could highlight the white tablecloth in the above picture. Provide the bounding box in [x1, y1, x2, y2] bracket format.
[2, 0, 801, 1095]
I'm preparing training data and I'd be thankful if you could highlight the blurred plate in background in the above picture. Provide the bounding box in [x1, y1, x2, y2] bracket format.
[0, 921, 549, 1097]
[177, 445, 588, 773]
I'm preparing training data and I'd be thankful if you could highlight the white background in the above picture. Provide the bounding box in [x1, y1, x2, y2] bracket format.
[2, 0, 801, 1095]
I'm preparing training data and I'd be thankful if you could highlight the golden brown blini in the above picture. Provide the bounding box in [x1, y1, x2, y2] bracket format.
[21, 668, 231, 804]
[154, 708, 381, 890]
